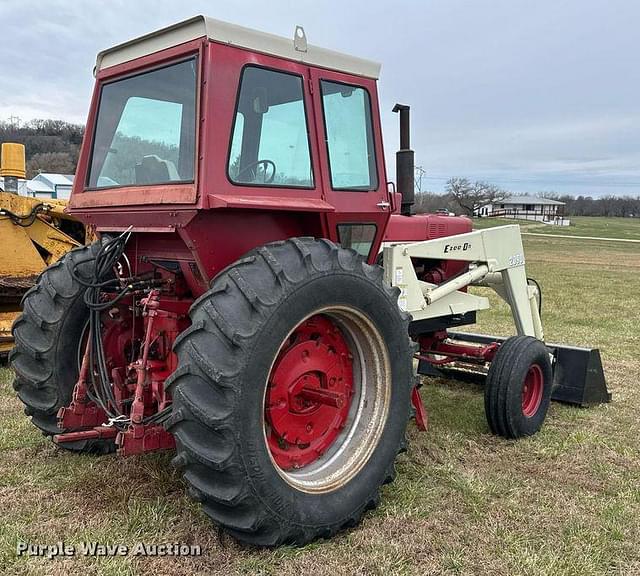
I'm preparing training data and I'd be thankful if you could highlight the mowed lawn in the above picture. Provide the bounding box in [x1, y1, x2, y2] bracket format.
[474, 215, 640, 240]
[1, 221, 639, 575]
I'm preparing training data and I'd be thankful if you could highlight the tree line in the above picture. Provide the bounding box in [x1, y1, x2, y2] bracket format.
[535, 193, 640, 218]
[414, 177, 640, 218]
[2, 119, 638, 217]
[0, 118, 84, 178]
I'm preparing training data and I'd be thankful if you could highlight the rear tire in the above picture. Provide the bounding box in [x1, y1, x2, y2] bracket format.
[166, 238, 413, 546]
[10, 243, 116, 454]
[484, 335, 552, 438]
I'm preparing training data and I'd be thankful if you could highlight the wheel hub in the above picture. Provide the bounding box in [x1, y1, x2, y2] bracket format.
[522, 363, 543, 417]
[265, 315, 354, 470]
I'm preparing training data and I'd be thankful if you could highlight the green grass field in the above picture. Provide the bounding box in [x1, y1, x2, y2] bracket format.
[473, 215, 640, 240]
[1, 218, 639, 575]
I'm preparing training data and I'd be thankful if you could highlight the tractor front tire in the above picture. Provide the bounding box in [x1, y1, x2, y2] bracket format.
[10, 243, 116, 454]
[484, 335, 552, 439]
[166, 238, 413, 546]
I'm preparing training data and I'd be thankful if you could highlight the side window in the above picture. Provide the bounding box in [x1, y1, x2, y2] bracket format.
[320, 81, 378, 191]
[228, 66, 313, 188]
[337, 224, 377, 258]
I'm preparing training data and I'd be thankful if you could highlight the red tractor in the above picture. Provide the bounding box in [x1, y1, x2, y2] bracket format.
[10, 16, 608, 546]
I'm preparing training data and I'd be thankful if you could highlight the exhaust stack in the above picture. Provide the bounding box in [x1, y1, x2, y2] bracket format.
[392, 104, 414, 216]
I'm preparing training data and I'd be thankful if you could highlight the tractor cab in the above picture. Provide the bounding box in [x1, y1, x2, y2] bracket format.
[70, 15, 470, 281]
[70, 15, 401, 272]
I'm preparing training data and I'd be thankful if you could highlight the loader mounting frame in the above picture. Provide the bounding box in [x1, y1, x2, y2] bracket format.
[384, 225, 610, 408]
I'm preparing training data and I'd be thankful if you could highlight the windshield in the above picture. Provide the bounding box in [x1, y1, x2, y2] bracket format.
[87, 58, 197, 189]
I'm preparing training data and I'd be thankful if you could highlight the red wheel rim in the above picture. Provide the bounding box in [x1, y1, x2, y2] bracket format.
[522, 364, 543, 417]
[265, 314, 354, 471]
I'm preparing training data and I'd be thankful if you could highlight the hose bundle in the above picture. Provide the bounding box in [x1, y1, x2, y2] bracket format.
[71, 230, 133, 427]
[71, 229, 173, 428]
[0, 203, 47, 227]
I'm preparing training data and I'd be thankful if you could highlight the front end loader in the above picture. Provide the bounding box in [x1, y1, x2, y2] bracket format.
[8, 16, 609, 546]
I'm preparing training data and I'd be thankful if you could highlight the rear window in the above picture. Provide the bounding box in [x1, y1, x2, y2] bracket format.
[87, 58, 197, 189]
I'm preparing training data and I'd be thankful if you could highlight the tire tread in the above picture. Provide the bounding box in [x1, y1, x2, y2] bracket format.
[167, 238, 411, 546]
[10, 243, 116, 454]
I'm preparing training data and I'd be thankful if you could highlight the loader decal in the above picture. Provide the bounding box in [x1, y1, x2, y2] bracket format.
[443, 242, 472, 253]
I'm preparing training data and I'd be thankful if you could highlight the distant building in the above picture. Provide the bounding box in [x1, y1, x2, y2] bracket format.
[0, 173, 74, 199]
[23, 179, 53, 197]
[31, 173, 74, 199]
[476, 196, 570, 226]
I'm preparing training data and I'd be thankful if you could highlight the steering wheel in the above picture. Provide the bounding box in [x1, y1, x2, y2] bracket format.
[235, 159, 277, 184]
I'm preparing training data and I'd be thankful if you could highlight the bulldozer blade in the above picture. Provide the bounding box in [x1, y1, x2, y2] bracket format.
[428, 331, 611, 407]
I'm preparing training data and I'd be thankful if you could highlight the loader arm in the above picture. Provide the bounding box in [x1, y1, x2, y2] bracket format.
[383, 224, 609, 408]
[383, 225, 543, 339]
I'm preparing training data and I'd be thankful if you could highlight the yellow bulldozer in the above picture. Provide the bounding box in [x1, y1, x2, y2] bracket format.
[0, 142, 86, 356]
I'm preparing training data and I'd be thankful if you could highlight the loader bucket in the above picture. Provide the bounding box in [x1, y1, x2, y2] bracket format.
[547, 344, 611, 406]
[435, 332, 611, 407]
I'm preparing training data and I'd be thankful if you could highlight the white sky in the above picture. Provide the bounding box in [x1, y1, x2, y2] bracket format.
[0, 0, 638, 196]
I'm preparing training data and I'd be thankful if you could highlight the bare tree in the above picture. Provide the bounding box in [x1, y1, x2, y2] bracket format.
[446, 177, 509, 216]
[413, 191, 459, 214]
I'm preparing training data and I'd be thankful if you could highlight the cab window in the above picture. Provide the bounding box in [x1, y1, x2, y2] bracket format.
[337, 224, 377, 257]
[228, 66, 313, 188]
[320, 81, 378, 191]
[88, 58, 197, 189]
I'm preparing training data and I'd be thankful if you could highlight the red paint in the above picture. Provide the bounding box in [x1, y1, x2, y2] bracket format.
[130, 291, 161, 424]
[54, 427, 118, 444]
[54, 424, 176, 456]
[57, 404, 108, 431]
[69, 39, 392, 265]
[71, 184, 198, 208]
[116, 424, 176, 457]
[207, 194, 335, 212]
[58, 334, 110, 430]
[383, 213, 472, 242]
[417, 333, 499, 366]
[180, 210, 323, 292]
[522, 364, 544, 417]
[385, 213, 473, 284]
[265, 315, 354, 470]
[71, 38, 206, 211]
[307, 65, 391, 261]
[411, 387, 428, 432]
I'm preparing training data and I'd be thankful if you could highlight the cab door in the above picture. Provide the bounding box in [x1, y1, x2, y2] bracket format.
[309, 68, 391, 262]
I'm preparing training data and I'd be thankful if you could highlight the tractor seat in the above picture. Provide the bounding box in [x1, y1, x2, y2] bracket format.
[135, 155, 180, 184]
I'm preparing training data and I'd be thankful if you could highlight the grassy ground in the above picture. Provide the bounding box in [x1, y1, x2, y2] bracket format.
[473, 215, 640, 240]
[1, 221, 639, 575]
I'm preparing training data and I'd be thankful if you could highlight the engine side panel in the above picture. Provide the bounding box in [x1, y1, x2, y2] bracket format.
[383, 213, 473, 284]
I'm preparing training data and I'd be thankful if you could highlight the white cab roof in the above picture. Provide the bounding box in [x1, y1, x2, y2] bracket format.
[95, 15, 381, 79]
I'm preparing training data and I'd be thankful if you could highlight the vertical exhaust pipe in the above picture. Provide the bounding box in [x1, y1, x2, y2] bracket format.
[392, 104, 414, 216]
